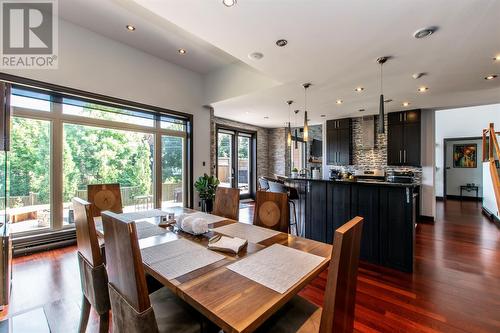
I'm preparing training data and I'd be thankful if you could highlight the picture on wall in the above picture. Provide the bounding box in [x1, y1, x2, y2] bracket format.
[453, 143, 477, 168]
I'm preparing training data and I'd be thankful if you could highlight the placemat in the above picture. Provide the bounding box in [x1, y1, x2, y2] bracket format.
[136, 226, 167, 239]
[227, 244, 325, 294]
[212, 222, 280, 243]
[181, 212, 228, 224]
[119, 209, 167, 222]
[141, 239, 225, 279]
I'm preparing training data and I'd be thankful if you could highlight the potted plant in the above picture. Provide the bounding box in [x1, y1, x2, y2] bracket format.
[194, 173, 220, 213]
[291, 167, 298, 178]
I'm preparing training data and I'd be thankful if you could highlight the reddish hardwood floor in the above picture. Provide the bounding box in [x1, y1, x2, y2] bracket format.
[1, 200, 499, 332]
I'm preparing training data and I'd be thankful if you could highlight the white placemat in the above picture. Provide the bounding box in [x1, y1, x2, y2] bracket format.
[181, 212, 228, 224]
[227, 244, 326, 294]
[119, 209, 167, 222]
[136, 226, 167, 239]
[141, 239, 225, 279]
[212, 223, 280, 243]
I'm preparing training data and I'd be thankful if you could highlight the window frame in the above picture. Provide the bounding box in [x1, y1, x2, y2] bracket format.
[1, 73, 193, 238]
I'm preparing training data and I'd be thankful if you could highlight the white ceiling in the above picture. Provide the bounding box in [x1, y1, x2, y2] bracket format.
[131, 0, 500, 127]
[64, 0, 500, 127]
[58, 0, 238, 74]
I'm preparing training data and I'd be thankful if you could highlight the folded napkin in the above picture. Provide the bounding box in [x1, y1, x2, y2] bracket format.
[208, 235, 248, 254]
[177, 214, 209, 235]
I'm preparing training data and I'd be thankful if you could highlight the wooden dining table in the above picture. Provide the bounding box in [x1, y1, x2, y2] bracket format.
[95, 208, 332, 333]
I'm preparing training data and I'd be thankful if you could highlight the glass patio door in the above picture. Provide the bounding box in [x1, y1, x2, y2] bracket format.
[216, 128, 254, 199]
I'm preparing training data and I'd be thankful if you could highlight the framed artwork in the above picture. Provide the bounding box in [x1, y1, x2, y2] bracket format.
[453, 144, 477, 168]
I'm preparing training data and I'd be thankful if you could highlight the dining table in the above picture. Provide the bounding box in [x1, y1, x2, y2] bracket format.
[94, 207, 332, 333]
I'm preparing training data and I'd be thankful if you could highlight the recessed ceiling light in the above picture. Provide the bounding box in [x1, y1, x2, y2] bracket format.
[384, 99, 393, 103]
[402, 102, 410, 107]
[222, 0, 237, 7]
[336, 99, 343, 104]
[178, 48, 187, 55]
[248, 52, 264, 60]
[354, 87, 364, 92]
[320, 114, 326, 117]
[413, 26, 437, 39]
[485, 74, 498, 80]
[125, 25, 136, 31]
[494, 55, 500, 61]
[276, 39, 288, 47]
[359, 108, 365, 112]
[264, 116, 269, 119]
[418, 86, 429, 92]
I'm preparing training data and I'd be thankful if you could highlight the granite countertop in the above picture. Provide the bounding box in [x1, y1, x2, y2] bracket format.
[285, 177, 420, 188]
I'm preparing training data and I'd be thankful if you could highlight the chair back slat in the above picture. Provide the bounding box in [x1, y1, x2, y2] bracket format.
[102, 211, 151, 312]
[73, 197, 103, 267]
[87, 183, 123, 217]
[212, 187, 240, 221]
[253, 191, 289, 232]
[319, 216, 364, 333]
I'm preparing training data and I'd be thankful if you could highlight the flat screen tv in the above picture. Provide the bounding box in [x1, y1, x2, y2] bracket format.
[310, 139, 322, 157]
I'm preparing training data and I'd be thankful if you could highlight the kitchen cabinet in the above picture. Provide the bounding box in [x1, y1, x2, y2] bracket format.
[387, 109, 421, 166]
[326, 118, 352, 165]
[350, 184, 380, 263]
[326, 182, 351, 244]
[304, 181, 328, 243]
[380, 186, 416, 272]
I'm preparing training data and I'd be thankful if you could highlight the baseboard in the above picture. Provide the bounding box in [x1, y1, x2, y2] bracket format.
[482, 206, 500, 226]
[418, 215, 435, 223]
[445, 195, 482, 202]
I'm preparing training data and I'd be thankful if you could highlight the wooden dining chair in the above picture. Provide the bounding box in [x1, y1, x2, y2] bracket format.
[101, 211, 203, 333]
[87, 183, 123, 217]
[256, 216, 364, 333]
[212, 187, 240, 220]
[253, 191, 289, 232]
[73, 198, 110, 333]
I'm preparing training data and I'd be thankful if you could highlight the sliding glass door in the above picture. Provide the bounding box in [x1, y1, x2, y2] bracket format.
[216, 127, 255, 199]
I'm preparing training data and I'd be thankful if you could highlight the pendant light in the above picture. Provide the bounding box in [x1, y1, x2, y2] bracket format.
[376, 57, 389, 134]
[294, 110, 299, 149]
[302, 83, 311, 142]
[287, 100, 293, 147]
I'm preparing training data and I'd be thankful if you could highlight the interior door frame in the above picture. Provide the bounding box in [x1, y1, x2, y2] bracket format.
[443, 136, 482, 198]
[216, 125, 257, 200]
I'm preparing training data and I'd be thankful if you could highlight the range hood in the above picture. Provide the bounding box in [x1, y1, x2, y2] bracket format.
[361, 116, 376, 149]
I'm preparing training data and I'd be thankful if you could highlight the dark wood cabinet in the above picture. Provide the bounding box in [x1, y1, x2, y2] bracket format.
[380, 186, 416, 272]
[350, 185, 380, 263]
[326, 118, 352, 165]
[326, 182, 351, 244]
[304, 181, 328, 243]
[387, 110, 421, 166]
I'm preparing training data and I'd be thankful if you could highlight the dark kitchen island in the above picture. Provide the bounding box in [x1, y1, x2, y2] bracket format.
[285, 177, 419, 273]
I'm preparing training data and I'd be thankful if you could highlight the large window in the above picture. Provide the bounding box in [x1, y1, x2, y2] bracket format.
[6, 82, 191, 236]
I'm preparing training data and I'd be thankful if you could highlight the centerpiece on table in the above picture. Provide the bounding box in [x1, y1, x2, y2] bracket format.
[194, 173, 220, 213]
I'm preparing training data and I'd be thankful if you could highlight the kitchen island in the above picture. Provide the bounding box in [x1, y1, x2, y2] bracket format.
[285, 177, 419, 272]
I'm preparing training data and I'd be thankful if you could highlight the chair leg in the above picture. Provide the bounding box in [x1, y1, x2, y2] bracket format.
[288, 200, 298, 236]
[98, 311, 110, 333]
[78, 296, 91, 333]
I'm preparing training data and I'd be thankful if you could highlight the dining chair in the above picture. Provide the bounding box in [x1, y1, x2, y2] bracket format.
[101, 211, 204, 333]
[267, 180, 300, 235]
[212, 187, 240, 221]
[253, 191, 289, 233]
[256, 216, 364, 333]
[73, 198, 110, 333]
[87, 183, 123, 217]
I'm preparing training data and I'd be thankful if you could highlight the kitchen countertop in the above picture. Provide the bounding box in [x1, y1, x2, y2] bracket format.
[285, 177, 420, 188]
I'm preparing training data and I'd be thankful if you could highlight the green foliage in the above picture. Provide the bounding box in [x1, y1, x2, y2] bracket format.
[194, 174, 219, 200]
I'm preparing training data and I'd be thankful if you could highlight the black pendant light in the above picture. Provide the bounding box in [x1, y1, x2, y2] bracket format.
[376, 56, 389, 134]
[303, 83, 311, 142]
[287, 100, 293, 147]
[294, 110, 299, 149]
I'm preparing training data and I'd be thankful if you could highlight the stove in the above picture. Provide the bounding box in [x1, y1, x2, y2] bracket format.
[353, 169, 386, 182]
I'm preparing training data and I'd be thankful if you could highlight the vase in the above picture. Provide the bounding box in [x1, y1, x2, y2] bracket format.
[201, 198, 213, 213]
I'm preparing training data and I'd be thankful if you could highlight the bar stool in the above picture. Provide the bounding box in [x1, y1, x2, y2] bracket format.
[268, 180, 300, 236]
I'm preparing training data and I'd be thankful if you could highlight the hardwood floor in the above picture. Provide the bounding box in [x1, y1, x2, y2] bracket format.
[1, 200, 499, 332]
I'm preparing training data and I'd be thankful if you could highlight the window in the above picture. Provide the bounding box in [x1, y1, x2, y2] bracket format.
[6, 82, 191, 237]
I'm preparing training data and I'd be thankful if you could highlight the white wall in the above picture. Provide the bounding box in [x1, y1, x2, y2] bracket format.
[445, 139, 482, 197]
[435, 104, 500, 197]
[3, 19, 211, 207]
